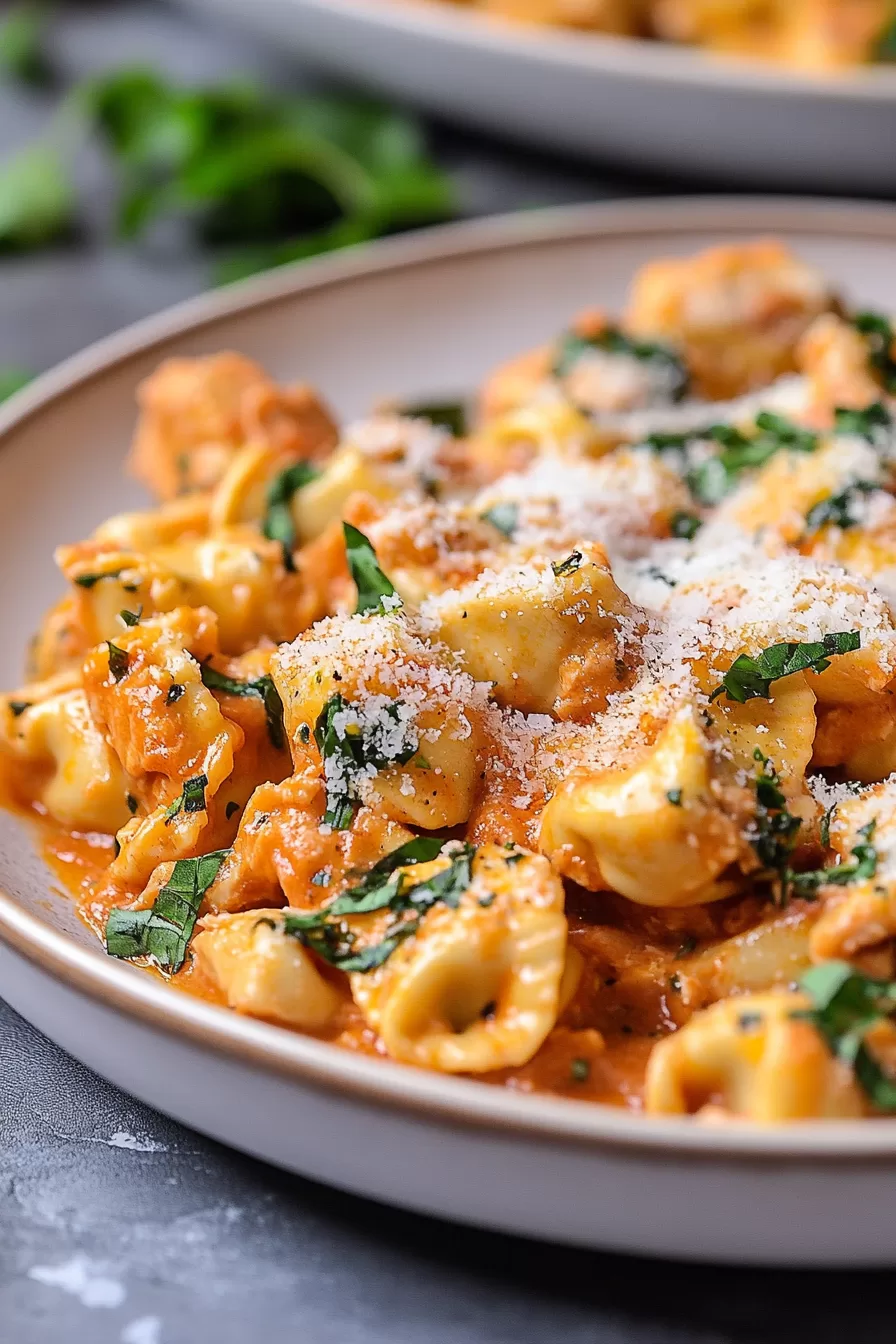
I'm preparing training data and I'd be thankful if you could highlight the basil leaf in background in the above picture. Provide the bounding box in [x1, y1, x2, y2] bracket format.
[343, 522, 400, 616]
[834, 401, 893, 442]
[0, 3, 52, 87]
[105, 848, 229, 971]
[481, 502, 518, 539]
[552, 326, 689, 403]
[0, 367, 31, 402]
[83, 70, 455, 280]
[261, 460, 319, 568]
[199, 663, 285, 751]
[805, 480, 879, 533]
[853, 311, 896, 392]
[400, 400, 468, 437]
[0, 143, 75, 251]
[710, 632, 861, 704]
[74, 567, 125, 589]
[801, 960, 896, 1112]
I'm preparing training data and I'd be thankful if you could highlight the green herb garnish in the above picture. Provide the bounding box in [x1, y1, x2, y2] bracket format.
[343, 522, 399, 616]
[8, 698, 31, 717]
[790, 820, 878, 897]
[105, 848, 229, 972]
[552, 550, 583, 577]
[686, 414, 818, 505]
[119, 607, 142, 627]
[805, 480, 878, 534]
[163, 772, 208, 824]
[481, 502, 518, 539]
[280, 839, 471, 972]
[801, 961, 896, 1112]
[750, 749, 802, 906]
[710, 632, 861, 704]
[107, 642, 130, 682]
[200, 663, 285, 751]
[553, 327, 689, 403]
[400, 400, 467, 437]
[262, 460, 319, 568]
[875, 15, 896, 60]
[126, 793, 138, 815]
[853, 311, 896, 392]
[670, 511, 702, 541]
[570, 1058, 590, 1083]
[666, 789, 683, 807]
[834, 402, 893, 442]
[0, 143, 75, 252]
[0, 3, 52, 86]
[314, 691, 417, 830]
[74, 568, 126, 589]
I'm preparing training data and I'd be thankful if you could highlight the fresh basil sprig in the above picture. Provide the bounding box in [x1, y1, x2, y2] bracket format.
[400, 400, 468, 437]
[710, 632, 861, 704]
[343, 522, 400, 616]
[280, 840, 474, 973]
[105, 848, 229, 972]
[801, 961, 896, 1112]
[200, 663, 286, 751]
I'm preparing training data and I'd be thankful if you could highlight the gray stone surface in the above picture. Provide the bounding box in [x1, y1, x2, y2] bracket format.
[2, 4, 894, 1341]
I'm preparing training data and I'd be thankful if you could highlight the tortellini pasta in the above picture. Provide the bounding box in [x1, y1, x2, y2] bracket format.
[11, 236, 896, 1121]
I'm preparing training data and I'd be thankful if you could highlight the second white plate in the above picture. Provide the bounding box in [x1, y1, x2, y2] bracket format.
[179, 0, 896, 190]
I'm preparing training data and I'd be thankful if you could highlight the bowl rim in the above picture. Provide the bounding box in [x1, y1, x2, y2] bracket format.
[280, 0, 896, 102]
[8, 195, 896, 1160]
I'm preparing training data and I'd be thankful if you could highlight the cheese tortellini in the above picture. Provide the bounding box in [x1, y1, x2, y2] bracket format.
[11, 237, 896, 1122]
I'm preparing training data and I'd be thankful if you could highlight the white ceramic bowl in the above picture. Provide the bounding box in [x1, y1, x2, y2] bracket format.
[178, 0, 896, 190]
[7, 199, 896, 1265]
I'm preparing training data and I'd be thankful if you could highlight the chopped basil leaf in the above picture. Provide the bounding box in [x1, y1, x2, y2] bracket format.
[481, 502, 518, 539]
[126, 792, 138, 815]
[163, 772, 208, 824]
[676, 935, 697, 958]
[552, 326, 689, 403]
[225, 800, 240, 821]
[875, 15, 896, 60]
[750, 749, 802, 906]
[853, 311, 896, 392]
[710, 632, 861, 704]
[790, 820, 878, 896]
[310, 868, 331, 887]
[105, 848, 229, 972]
[281, 840, 471, 972]
[801, 961, 896, 1112]
[166, 683, 185, 705]
[400, 399, 467, 437]
[343, 522, 400, 616]
[75, 568, 125, 589]
[805, 480, 878, 533]
[666, 789, 683, 807]
[686, 414, 818, 505]
[570, 1058, 590, 1083]
[262, 460, 319, 568]
[670, 511, 702, 541]
[119, 606, 142, 627]
[0, 4, 53, 87]
[834, 401, 892, 442]
[199, 663, 285, 751]
[107, 641, 129, 682]
[8, 698, 30, 717]
[552, 550, 583, 577]
[313, 691, 418, 830]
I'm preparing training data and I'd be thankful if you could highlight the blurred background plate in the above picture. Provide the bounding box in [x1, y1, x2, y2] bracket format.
[178, 0, 896, 191]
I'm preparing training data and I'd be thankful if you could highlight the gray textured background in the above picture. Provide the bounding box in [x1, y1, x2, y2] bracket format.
[2, 5, 895, 1341]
